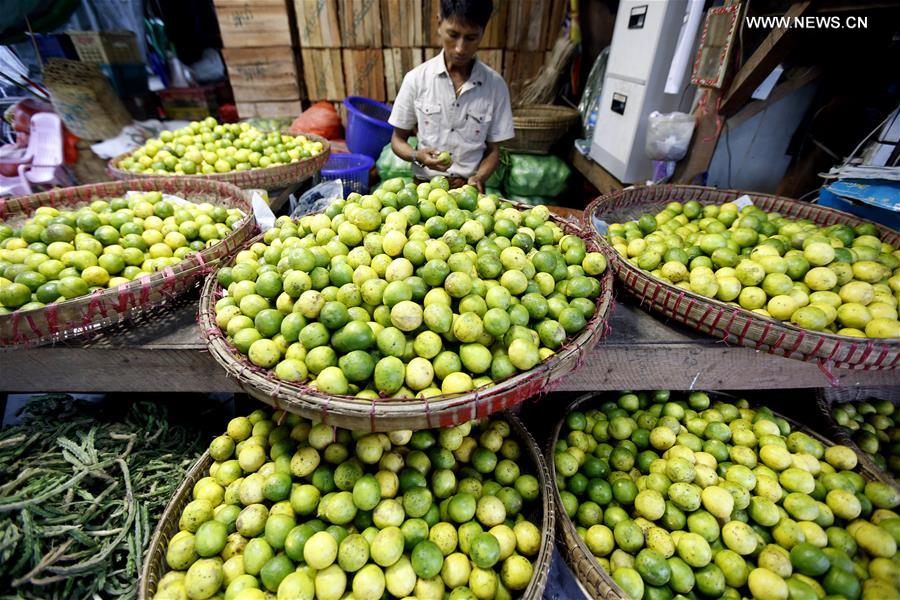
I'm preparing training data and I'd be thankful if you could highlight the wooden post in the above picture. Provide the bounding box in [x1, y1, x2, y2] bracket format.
[719, 1, 813, 116]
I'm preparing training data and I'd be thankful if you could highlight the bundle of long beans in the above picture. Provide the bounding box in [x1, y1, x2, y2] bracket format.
[0, 395, 205, 599]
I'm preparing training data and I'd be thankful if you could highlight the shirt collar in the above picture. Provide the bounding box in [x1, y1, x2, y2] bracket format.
[428, 49, 486, 85]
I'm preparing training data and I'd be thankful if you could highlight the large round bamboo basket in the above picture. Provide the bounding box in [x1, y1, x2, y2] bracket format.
[816, 386, 900, 490]
[548, 390, 890, 600]
[0, 178, 255, 347]
[108, 133, 331, 191]
[199, 205, 614, 431]
[585, 185, 900, 370]
[139, 413, 555, 600]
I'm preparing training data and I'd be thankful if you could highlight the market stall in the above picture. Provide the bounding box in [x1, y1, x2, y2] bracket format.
[1, 0, 899, 599]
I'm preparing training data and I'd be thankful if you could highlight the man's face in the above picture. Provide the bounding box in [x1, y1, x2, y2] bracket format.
[438, 17, 484, 67]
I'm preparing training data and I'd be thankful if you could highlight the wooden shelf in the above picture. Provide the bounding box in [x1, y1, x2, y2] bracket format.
[4, 296, 895, 394]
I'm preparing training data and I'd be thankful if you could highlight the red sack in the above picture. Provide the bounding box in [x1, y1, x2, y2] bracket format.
[290, 101, 342, 140]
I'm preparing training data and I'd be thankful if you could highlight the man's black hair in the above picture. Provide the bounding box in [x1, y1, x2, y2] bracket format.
[439, 0, 494, 30]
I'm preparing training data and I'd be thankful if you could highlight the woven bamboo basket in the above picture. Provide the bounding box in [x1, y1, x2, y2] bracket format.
[548, 390, 889, 600]
[139, 413, 555, 600]
[199, 205, 613, 431]
[816, 387, 900, 490]
[502, 105, 580, 154]
[0, 178, 255, 347]
[107, 133, 331, 191]
[585, 185, 900, 370]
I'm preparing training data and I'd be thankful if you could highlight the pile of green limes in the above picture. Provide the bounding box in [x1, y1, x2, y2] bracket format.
[555, 390, 900, 600]
[832, 399, 900, 479]
[153, 409, 544, 600]
[212, 176, 607, 398]
[0, 192, 244, 312]
[116, 117, 325, 175]
[607, 200, 900, 338]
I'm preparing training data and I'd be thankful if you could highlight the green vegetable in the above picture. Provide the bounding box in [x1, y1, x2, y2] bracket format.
[0, 395, 205, 599]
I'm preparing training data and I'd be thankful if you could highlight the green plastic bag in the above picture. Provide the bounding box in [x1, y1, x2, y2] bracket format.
[485, 148, 510, 190]
[376, 137, 416, 180]
[504, 153, 571, 198]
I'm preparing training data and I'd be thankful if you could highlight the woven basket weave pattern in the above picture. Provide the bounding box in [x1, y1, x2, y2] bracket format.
[139, 413, 555, 600]
[549, 391, 888, 600]
[585, 185, 900, 370]
[503, 105, 580, 154]
[0, 178, 256, 347]
[199, 206, 613, 431]
[108, 134, 331, 191]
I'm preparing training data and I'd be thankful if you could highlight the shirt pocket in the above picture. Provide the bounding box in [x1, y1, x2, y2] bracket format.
[460, 108, 493, 145]
[414, 100, 442, 141]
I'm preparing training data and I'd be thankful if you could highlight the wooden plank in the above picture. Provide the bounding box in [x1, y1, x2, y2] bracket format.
[481, 0, 509, 49]
[423, 0, 441, 47]
[383, 47, 423, 101]
[506, 0, 550, 51]
[571, 150, 625, 196]
[503, 50, 545, 97]
[381, 0, 423, 47]
[727, 65, 822, 129]
[3, 301, 896, 393]
[673, 87, 723, 185]
[339, 0, 383, 48]
[221, 46, 302, 102]
[235, 99, 303, 119]
[293, 0, 341, 47]
[213, 0, 295, 48]
[719, 1, 813, 116]
[343, 49, 386, 102]
[300, 48, 346, 101]
[423, 0, 507, 48]
[477, 49, 503, 75]
[543, 0, 568, 50]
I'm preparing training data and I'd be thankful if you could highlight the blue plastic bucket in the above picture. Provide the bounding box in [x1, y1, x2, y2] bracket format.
[316, 153, 375, 194]
[343, 96, 393, 159]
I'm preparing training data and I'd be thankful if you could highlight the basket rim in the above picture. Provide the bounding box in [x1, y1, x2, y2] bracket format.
[0, 177, 257, 348]
[584, 184, 900, 369]
[199, 201, 614, 431]
[107, 132, 331, 189]
[139, 412, 556, 600]
[549, 390, 888, 600]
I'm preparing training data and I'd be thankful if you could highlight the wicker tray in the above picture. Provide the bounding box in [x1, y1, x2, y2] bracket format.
[139, 412, 555, 600]
[0, 178, 255, 348]
[585, 185, 900, 370]
[816, 386, 900, 490]
[107, 133, 331, 191]
[548, 390, 889, 600]
[199, 206, 613, 431]
[502, 105, 580, 154]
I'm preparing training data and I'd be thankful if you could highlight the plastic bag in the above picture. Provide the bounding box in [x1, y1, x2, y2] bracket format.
[290, 101, 342, 140]
[376, 137, 416, 180]
[485, 148, 510, 190]
[504, 153, 571, 198]
[578, 47, 609, 138]
[290, 180, 344, 218]
[645, 111, 695, 161]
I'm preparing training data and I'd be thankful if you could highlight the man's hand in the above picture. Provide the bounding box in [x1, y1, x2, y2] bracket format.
[467, 175, 484, 193]
[418, 148, 450, 172]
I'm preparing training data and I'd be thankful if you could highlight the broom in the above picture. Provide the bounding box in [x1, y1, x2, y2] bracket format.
[512, 36, 577, 108]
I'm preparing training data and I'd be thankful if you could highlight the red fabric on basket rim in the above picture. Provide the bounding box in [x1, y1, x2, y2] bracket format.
[817, 359, 841, 386]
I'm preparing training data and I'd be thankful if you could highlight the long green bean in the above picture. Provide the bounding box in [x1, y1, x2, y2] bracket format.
[0, 395, 206, 599]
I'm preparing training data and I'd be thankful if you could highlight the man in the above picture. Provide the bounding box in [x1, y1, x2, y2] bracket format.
[388, 0, 514, 192]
